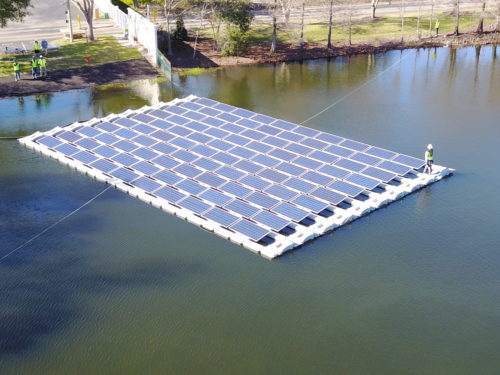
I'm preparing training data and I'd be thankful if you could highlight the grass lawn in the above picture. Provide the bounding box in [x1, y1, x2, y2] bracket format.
[201, 12, 495, 47]
[0, 36, 142, 78]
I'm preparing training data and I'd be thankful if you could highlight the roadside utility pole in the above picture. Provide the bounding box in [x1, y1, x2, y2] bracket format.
[66, 0, 74, 42]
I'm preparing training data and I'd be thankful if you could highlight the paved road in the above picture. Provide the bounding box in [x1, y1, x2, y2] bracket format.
[0, 0, 120, 48]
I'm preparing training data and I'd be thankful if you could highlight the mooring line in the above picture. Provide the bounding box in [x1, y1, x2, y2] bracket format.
[0, 186, 112, 264]
[300, 51, 412, 125]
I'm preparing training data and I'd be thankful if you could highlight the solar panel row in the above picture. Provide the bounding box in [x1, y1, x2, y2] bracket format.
[33, 97, 425, 245]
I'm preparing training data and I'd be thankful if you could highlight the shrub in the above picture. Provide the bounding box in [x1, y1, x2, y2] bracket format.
[173, 15, 188, 40]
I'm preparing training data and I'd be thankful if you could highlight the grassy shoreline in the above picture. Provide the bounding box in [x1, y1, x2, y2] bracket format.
[0, 36, 142, 78]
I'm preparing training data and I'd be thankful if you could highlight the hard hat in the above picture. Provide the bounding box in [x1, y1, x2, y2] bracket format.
[40, 55, 43, 58]
[427, 144, 433, 149]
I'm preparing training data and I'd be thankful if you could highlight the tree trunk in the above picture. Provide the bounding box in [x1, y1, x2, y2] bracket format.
[477, 1, 486, 33]
[416, 1, 421, 39]
[271, 0, 277, 53]
[429, 0, 434, 37]
[327, 0, 334, 49]
[300, 1, 305, 50]
[454, 0, 460, 36]
[348, 0, 352, 46]
[87, 13, 94, 41]
[371, 0, 379, 19]
[400, 0, 405, 42]
[497, 0, 500, 31]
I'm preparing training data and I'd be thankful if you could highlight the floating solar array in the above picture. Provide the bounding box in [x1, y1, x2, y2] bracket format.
[20, 95, 453, 259]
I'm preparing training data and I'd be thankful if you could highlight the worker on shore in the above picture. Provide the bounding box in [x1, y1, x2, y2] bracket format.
[435, 20, 440, 36]
[13, 59, 21, 81]
[38, 55, 47, 77]
[31, 56, 38, 79]
[34, 40, 41, 53]
[424, 144, 434, 174]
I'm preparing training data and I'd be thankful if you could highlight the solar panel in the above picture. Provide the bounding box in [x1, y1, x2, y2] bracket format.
[366, 146, 397, 159]
[204, 207, 239, 227]
[230, 219, 270, 242]
[132, 161, 161, 175]
[178, 196, 211, 214]
[216, 166, 245, 180]
[378, 160, 412, 175]
[292, 194, 328, 213]
[393, 154, 425, 169]
[55, 143, 79, 156]
[329, 180, 364, 197]
[317, 165, 350, 179]
[58, 131, 81, 143]
[174, 164, 203, 178]
[310, 187, 346, 205]
[274, 202, 309, 222]
[110, 167, 139, 182]
[153, 170, 183, 185]
[265, 185, 298, 201]
[345, 173, 380, 190]
[73, 151, 98, 164]
[152, 155, 180, 169]
[197, 172, 226, 188]
[239, 175, 271, 190]
[132, 176, 162, 192]
[193, 158, 221, 171]
[220, 181, 251, 198]
[253, 211, 290, 232]
[225, 199, 259, 217]
[340, 139, 369, 151]
[200, 189, 232, 206]
[258, 168, 288, 183]
[176, 179, 206, 195]
[350, 152, 381, 166]
[246, 192, 279, 208]
[362, 167, 397, 182]
[26, 96, 436, 257]
[75, 138, 100, 150]
[91, 159, 117, 173]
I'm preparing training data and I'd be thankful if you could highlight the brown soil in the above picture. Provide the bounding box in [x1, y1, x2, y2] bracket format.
[0, 58, 160, 98]
[170, 31, 500, 71]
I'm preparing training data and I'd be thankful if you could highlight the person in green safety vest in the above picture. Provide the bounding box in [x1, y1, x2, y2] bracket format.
[31, 55, 38, 79]
[38, 55, 47, 77]
[435, 20, 440, 36]
[13, 59, 21, 81]
[34, 40, 41, 53]
[424, 144, 434, 174]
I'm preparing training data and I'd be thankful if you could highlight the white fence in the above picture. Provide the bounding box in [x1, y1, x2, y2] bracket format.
[93, 0, 128, 29]
[127, 8, 157, 64]
[93, 0, 157, 65]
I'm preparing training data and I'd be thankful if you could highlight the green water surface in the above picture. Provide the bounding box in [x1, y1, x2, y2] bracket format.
[1, 46, 499, 375]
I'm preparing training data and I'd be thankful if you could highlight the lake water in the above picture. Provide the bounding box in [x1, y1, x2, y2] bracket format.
[1, 46, 499, 374]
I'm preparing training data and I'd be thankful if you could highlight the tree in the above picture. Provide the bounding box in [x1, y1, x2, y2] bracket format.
[72, 0, 95, 41]
[327, 0, 334, 49]
[454, 0, 460, 35]
[476, 0, 486, 33]
[278, 0, 292, 23]
[299, 0, 305, 50]
[270, 0, 278, 53]
[400, 0, 405, 42]
[220, 0, 254, 56]
[371, 0, 380, 19]
[0, 0, 32, 27]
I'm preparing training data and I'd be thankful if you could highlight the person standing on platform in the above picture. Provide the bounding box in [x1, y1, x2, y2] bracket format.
[435, 20, 440, 36]
[424, 144, 434, 174]
[31, 56, 38, 79]
[13, 59, 21, 81]
[34, 41, 41, 54]
[38, 55, 47, 77]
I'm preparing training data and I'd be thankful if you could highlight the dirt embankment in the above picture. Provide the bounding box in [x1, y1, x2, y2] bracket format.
[170, 31, 500, 70]
[0, 58, 160, 98]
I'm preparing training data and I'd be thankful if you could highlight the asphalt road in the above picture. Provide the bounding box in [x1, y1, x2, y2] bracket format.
[1, 0, 84, 47]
